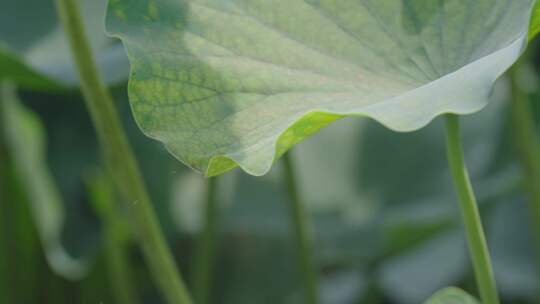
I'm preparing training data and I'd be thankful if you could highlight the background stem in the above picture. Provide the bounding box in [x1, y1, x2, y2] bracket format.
[87, 174, 140, 304]
[509, 63, 540, 291]
[53, 0, 192, 303]
[444, 114, 500, 304]
[192, 177, 219, 304]
[282, 152, 320, 304]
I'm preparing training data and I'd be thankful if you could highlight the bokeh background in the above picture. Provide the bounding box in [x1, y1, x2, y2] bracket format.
[1, 0, 540, 303]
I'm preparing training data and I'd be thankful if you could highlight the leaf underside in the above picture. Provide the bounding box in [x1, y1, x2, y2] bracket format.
[106, 0, 533, 176]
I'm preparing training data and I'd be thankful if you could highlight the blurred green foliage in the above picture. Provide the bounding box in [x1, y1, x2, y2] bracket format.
[2, 0, 540, 304]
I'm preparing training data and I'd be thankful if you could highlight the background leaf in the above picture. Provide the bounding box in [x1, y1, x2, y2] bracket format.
[424, 287, 479, 304]
[0, 0, 129, 90]
[0, 83, 88, 279]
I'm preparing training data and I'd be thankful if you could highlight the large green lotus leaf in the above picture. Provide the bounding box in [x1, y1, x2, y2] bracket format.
[0, 0, 129, 90]
[107, 0, 533, 176]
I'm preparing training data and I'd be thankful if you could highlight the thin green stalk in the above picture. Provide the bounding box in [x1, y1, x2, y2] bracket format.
[358, 263, 383, 304]
[445, 114, 500, 304]
[103, 225, 139, 304]
[0, 91, 13, 304]
[87, 174, 140, 304]
[282, 152, 319, 304]
[191, 177, 219, 304]
[53, 0, 192, 303]
[509, 63, 540, 288]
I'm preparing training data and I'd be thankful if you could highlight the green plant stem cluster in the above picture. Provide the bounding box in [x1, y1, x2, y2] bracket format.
[53, 0, 192, 303]
[48, 0, 540, 303]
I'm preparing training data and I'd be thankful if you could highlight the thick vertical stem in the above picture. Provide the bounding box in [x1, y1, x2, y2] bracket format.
[53, 0, 192, 303]
[509, 64, 540, 287]
[192, 177, 219, 304]
[445, 114, 500, 304]
[282, 152, 319, 304]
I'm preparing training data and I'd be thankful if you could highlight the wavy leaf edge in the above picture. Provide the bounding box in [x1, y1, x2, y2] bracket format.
[107, 3, 531, 177]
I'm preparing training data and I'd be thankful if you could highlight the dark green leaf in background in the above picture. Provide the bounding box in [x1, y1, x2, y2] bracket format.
[0, 83, 89, 280]
[424, 287, 479, 304]
[0, 0, 129, 90]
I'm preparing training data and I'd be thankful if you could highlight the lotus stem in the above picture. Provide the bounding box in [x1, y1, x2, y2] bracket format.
[282, 152, 320, 304]
[53, 0, 193, 303]
[87, 174, 140, 304]
[509, 62, 540, 294]
[192, 177, 219, 304]
[445, 114, 500, 304]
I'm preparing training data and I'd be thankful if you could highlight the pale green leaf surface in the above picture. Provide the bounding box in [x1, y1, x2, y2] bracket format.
[106, 0, 533, 176]
[0, 83, 88, 280]
[424, 287, 479, 304]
